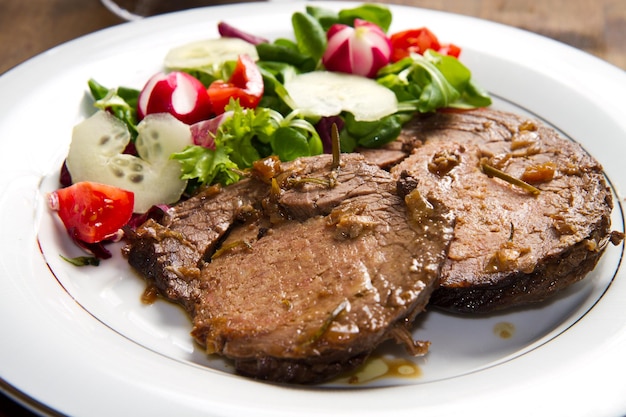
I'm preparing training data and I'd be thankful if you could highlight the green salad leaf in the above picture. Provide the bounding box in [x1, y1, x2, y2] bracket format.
[85, 3, 493, 198]
[292, 12, 327, 64]
[306, 3, 393, 32]
[377, 50, 492, 113]
[338, 3, 392, 32]
[172, 144, 241, 187]
[60, 254, 100, 267]
[88, 79, 140, 139]
[425, 50, 492, 108]
[304, 5, 340, 31]
[340, 112, 413, 152]
[255, 42, 317, 73]
[171, 100, 323, 188]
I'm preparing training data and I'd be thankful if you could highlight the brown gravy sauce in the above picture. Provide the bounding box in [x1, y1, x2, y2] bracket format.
[493, 321, 516, 339]
[141, 283, 159, 304]
[140, 284, 514, 385]
[338, 355, 423, 385]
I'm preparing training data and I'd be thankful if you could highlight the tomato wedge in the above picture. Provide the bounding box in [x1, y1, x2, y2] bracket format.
[438, 43, 462, 58]
[49, 181, 134, 244]
[390, 27, 461, 62]
[390, 28, 440, 62]
[207, 54, 264, 114]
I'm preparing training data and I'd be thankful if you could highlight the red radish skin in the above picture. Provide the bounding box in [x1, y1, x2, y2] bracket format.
[138, 71, 213, 125]
[322, 19, 391, 78]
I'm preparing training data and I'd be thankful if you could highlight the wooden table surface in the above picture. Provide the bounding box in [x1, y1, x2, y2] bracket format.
[1, 0, 625, 75]
[0, 0, 624, 415]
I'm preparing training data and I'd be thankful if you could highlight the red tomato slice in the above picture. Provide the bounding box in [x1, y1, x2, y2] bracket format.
[207, 54, 264, 114]
[390, 28, 441, 62]
[438, 43, 462, 58]
[390, 28, 462, 62]
[49, 182, 134, 244]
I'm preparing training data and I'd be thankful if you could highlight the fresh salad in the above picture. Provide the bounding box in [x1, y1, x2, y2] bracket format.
[48, 3, 492, 264]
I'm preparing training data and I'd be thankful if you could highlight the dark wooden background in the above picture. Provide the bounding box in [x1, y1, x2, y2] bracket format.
[1, 0, 624, 75]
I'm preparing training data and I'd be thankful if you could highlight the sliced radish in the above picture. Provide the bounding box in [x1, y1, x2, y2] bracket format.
[323, 19, 392, 78]
[66, 111, 193, 213]
[138, 71, 213, 125]
[284, 71, 398, 121]
[164, 37, 259, 71]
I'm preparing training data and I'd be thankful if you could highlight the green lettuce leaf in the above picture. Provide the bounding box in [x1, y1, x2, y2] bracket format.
[171, 145, 240, 187]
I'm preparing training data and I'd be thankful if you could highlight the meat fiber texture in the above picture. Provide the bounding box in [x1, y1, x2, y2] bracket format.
[391, 109, 615, 313]
[125, 153, 455, 384]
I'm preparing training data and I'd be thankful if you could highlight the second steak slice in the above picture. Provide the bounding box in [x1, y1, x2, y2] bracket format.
[392, 109, 615, 313]
[126, 154, 455, 384]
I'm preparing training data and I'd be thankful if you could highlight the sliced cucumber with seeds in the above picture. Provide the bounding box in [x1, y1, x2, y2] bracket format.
[284, 71, 398, 122]
[165, 38, 259, 71]
[66, 111, 192, 213]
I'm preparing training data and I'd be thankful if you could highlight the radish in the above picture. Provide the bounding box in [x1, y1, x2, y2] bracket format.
[138, 71, 213, 125]
[322, 19, 391, 78]
[66, 111, 193, 213]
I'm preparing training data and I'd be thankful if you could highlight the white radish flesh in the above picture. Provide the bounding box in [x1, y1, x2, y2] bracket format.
[138, 71, 213, 125]
[323, 19, 391, 78]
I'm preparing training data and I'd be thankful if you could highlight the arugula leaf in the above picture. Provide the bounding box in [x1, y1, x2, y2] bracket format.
[423, 50, 492, 108]
[460, 79, 493, 108]
[378, 55, 459, 112]
[377, 50, 491, 113]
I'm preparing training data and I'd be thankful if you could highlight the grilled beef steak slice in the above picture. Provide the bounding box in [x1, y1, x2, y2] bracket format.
[124, 179, 268, 312]
[392, 109, 615, 313]
[125, 154, 455, 384]
[356, 140, 411, 169]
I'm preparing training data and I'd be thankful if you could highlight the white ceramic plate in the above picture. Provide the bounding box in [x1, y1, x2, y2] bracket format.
[0, 2, 624, 416]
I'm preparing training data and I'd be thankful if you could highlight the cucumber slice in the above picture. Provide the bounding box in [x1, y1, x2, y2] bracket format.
[284, 71, 398, 122]
[66, 111, 192, 213]
[164, 38, 259, 71]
